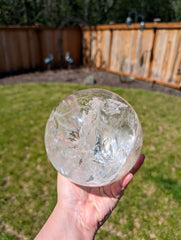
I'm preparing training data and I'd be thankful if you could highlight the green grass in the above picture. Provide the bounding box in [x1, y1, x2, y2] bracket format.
[0, 82, 181, 240]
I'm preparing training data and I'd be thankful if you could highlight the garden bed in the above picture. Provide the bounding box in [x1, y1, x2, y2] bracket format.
[0, 68, 180, 97]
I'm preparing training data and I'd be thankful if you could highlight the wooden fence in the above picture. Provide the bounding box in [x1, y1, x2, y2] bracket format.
[0, 26, 82, 77]
[82, 22, 181, 89]
[1, 23, 181, 89]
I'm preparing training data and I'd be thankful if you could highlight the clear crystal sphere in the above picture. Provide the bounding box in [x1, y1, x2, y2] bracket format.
[45, 89, 143, 187]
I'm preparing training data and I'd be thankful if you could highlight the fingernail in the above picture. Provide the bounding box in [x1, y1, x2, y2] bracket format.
[122, 173, 133, 189]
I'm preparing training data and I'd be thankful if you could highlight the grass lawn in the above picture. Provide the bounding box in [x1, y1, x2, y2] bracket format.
[0, 82, 181, 240]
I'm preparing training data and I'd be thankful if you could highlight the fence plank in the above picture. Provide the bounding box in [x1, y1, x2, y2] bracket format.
[110, 30, 119, 71]
[173, 31, 181, 84]
[82, 30, 90, 67]
[161, 30, 178, 82]
[90, 30, 97, 67]
[94, 30, 102, 68]
[102, 30, 111, 69]
[60, 27, 81, 68]
[164, 30, 181, 83]
[133, 29, 154, 77]
[28, 29, 40, 69]
[0, 31, 9, 72]
[9, 30, 22, 71]
[19, 30, 30, 69]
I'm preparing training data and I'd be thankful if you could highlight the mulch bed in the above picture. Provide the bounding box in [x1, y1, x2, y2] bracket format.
[0, 68, 180, 97]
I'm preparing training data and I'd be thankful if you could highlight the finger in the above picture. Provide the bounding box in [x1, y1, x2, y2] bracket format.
[111, 154, 145, 199]
[121, 173, 133, 189]
[111, 173, 133, 199]
[130, 154, 145, 175]
[103, 184, 114, 197]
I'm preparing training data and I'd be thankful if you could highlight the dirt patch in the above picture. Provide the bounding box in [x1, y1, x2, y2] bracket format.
[0, 68, 180, 97]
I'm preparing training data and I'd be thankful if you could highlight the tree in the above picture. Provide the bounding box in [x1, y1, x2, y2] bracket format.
[175, 0, 181, 21]
[0, 0, 179, 26]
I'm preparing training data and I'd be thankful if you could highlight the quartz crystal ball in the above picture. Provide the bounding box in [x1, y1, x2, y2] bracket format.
[45, 88, 142, 187]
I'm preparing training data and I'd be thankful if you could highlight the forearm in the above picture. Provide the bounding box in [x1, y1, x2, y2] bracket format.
[34, 203, 96, 240]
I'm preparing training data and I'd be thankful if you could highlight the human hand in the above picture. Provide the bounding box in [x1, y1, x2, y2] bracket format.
[57, 154, 145, 239]
[35, 154, 145, 240]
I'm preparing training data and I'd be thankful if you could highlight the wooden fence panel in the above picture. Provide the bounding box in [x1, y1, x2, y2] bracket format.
[82, 23, 181, 89]
[150, 29, 181, 83]
[0, 28, 40, 74]
[0, 26, 82, 76]
[110, 30, 136, 73]
[1, 24, 181, 88]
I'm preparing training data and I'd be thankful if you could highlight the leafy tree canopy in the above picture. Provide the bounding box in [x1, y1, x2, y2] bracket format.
[0, 0, 179, 26]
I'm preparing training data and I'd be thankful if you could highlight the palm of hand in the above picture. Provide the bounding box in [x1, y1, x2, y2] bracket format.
[57, 154, 144, 231]
[57, 173, 122, 230]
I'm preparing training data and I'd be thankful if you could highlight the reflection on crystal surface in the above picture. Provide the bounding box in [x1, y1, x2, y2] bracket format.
[45, 88, 142, 186]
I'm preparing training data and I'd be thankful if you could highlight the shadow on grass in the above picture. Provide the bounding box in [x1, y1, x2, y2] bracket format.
[154, 176, 181, 205]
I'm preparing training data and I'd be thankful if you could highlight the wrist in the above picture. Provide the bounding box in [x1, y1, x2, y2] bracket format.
[35, 202, 96, 240]
[55, 202, 96, 240]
